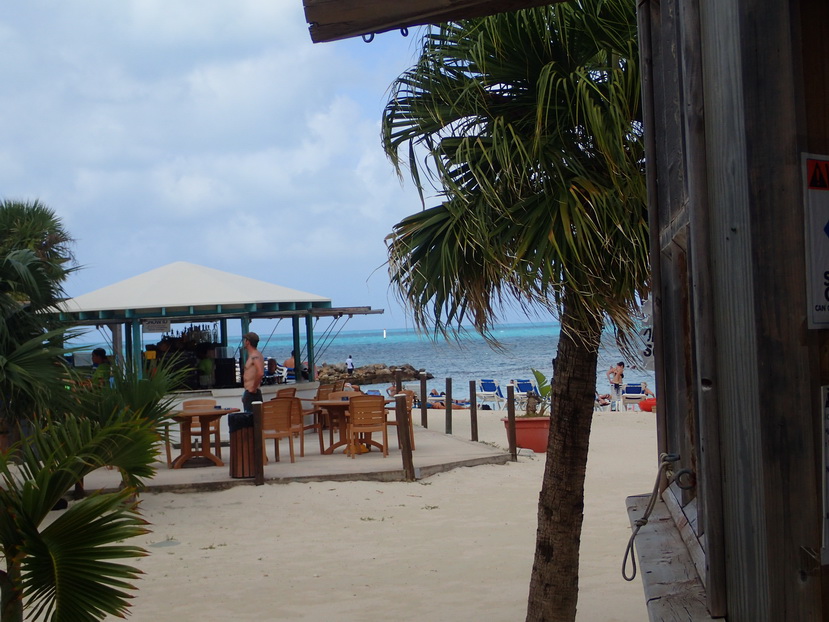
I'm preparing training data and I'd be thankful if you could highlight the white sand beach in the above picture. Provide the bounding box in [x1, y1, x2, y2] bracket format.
[111, 409, 657, 622]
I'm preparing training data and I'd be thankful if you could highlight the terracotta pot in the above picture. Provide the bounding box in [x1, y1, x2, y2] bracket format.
[502, 417, 550, 453]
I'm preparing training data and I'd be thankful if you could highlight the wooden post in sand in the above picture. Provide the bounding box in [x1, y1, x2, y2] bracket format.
[252, 401, 264, 485]
[444, 377, 453, 435]
[420, 371, 428, 428]
[469, 380, 478, 442]
[505, 385, 517, 461]
[396, 394, 416, 481]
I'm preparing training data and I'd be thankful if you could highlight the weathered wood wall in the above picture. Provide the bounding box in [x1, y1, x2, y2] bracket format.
[642, 0, 827, 618]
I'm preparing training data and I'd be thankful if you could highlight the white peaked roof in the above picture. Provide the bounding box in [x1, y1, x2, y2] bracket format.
[57, 261, 335, 322]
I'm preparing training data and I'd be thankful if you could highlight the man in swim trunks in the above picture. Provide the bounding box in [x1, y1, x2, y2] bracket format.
[242, 332, 264, 412]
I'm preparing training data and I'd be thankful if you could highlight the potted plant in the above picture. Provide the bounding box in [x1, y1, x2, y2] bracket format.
[502, 369, 551, 453]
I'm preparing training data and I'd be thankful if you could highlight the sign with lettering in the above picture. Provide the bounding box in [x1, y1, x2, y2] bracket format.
[804, 153, 829, 328]
[142, 319, 170, 333]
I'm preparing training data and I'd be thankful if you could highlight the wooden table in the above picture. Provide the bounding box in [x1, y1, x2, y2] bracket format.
[169, 407, 239, 468]
[312, 397, 393, 455]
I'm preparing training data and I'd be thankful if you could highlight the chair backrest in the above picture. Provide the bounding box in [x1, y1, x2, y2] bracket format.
[622, 383, 645, 396]
[479, 379, 498, 392]
[316, 384, 334, 400]
[261, 398, 293, 432]
[349, 395, 387, 428]
[285, 397, 305, 427]
[276, 387, 297, 398]
[332, 380, 346, 391]
[328, 390, 362, 401]
[513, 379, 536, 394]
[182, 398, 216, 410]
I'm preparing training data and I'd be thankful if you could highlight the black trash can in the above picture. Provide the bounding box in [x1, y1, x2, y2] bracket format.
[228, 412, 255, 478]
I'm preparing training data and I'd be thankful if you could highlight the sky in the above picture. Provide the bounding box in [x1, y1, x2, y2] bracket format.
[0, 1, 469, 336]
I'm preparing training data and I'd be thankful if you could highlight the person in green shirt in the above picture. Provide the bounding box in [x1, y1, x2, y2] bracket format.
[90, 348, 112, 385]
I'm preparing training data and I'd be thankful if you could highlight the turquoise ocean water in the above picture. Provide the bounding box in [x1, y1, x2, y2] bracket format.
[73, 322, 655, 400]
[73, 322, 653, 400]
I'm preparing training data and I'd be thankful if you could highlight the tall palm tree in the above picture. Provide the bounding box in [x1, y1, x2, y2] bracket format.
[381, 2, 648, 620]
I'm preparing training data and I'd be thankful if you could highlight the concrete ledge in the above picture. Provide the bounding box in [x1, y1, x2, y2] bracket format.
[626, 494, 716, 621]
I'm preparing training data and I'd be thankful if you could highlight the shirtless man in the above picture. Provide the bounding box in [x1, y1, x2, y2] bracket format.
[241, 332, 264, 412]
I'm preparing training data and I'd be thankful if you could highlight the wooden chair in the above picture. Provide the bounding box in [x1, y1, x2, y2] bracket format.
[303, 383, 332, 433]
[386, 389, 416, 450]
[346, 395, 388, 458]
[276, 387, 296, 398]
[285, 396, 324, 456]
[261, 398, 296, 463]
[325, 389, 362, 446]
[181, 398, 222, 459]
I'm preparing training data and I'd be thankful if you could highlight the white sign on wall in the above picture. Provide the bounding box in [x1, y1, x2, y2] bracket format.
[804, 153, 829, 329]
[142, 319, 170, 334]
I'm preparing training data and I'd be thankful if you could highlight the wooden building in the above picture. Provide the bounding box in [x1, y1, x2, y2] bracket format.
[301, 0, 829, 618]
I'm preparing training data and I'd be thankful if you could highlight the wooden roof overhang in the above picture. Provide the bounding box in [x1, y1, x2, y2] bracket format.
[302, 0, 562, 42]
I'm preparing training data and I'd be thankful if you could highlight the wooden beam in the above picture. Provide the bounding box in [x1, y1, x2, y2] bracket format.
[303, 0, 562, 43]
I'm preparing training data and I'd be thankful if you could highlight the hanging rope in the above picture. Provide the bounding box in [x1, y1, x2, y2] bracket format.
[311, 315, 352, 362]
[622, 453, 680, 581]
[260, 318, 283, 356]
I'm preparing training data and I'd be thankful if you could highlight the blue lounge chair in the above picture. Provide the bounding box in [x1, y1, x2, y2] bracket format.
[511, 379, 539, 408]
[621, 382, 647, 410]
[478, 379, 505, 409]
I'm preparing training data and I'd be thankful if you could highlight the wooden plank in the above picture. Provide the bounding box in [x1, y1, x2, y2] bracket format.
[663, 483, 707, 589]
[626, 494, 714, 621]
[303, 0, 565, 43]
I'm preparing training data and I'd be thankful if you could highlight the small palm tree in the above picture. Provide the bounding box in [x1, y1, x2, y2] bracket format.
[381, 3, 648, 620]
[0, 416, 151, 622]
[0, 361, 184, 622]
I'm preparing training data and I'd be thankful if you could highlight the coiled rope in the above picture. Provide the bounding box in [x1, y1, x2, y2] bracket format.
[622, 452, 680, 581]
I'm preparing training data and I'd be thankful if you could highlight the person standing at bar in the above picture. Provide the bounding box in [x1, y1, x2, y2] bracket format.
[242, 332, 264, 412]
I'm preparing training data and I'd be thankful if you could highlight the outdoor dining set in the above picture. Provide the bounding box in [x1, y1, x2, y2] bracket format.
[164, 384, 416, 471]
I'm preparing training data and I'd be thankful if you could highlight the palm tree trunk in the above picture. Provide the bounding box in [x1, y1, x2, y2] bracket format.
[526, 298, 602, 622]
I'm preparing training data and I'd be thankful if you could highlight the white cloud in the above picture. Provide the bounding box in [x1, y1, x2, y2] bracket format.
[0, 1, 429, 327]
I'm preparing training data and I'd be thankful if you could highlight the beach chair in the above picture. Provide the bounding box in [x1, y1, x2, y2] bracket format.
[478, 379, 505, 409]
[510, 379, 538, 408]
[621, 383, 647, 410]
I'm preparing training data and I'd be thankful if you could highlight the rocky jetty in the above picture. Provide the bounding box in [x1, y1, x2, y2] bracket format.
[316, 363, 432, 387]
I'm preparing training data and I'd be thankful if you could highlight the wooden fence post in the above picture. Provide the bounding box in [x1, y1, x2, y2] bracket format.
[252, 401, 264, 485]
[420, 371, 428, 428]
[469, 380, 478, 442]
[505, 385, 517, 462]
[444, 377, 453, 435]
[396, 394, 416, 481]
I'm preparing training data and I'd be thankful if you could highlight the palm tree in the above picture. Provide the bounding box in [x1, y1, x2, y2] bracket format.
[381, 3, 648, 620]
[0, 200, 78, 438]
[0, 356, 184, 622]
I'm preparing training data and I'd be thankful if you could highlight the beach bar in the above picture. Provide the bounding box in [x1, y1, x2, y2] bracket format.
[55, 261, 382, 388]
